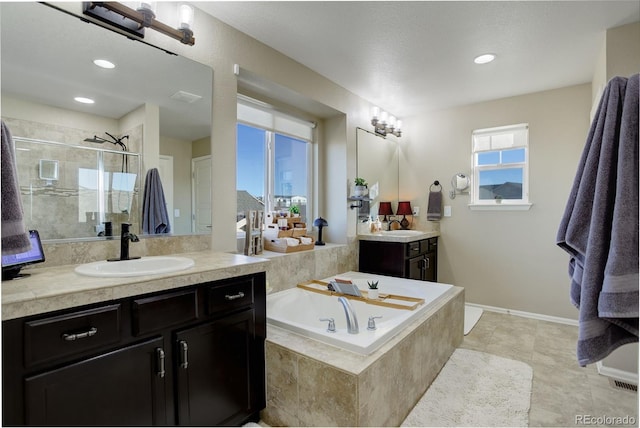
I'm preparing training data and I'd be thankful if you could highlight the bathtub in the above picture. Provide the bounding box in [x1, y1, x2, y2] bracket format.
[266, 271, 453, 354]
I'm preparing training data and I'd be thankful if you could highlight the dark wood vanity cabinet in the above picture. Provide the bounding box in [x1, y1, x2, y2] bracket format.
[2, 272, 266, 426]
[359, 237, 438, 282]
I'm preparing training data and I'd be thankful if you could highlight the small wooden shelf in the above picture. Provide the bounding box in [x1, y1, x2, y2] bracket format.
[297, 280, 424, 311]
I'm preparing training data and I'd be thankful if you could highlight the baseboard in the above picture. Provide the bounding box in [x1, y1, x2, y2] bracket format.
[596, 361, 639, 385]
[465, 302, 578, 326]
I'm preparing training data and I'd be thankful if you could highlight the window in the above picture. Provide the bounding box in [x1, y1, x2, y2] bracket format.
[236, 96, 314, 229]
[471, 123, 531, 209]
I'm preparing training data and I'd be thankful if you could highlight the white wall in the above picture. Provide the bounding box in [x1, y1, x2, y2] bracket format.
[403, 83, 591, 319]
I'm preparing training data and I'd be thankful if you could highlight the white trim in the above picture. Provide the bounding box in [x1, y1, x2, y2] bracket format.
[468, 203, 532, 211]
[596, 361, 639, 384]
[465, 302, 578, 326]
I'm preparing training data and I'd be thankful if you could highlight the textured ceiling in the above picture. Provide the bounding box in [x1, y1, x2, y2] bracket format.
[199, 1, 640, 118]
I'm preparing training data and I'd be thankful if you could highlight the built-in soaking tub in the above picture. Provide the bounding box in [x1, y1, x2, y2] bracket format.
[266, 271, 453, 354]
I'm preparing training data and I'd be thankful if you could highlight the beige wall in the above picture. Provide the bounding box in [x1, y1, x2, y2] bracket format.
[160, 136, 193, 235]
[403, 83, 591, 319]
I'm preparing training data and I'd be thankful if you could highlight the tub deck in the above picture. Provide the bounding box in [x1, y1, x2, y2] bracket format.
[262, 272, 464, 427]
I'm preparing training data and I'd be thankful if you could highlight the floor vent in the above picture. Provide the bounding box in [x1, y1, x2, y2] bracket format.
[609, 378, 638, 392]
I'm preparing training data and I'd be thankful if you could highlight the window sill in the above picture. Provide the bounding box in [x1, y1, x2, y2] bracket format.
[468, 203, 532, 211]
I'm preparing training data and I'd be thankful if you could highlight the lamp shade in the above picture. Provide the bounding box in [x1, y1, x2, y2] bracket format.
[378, 202, 394, 216]
[396, 201, 413, 216]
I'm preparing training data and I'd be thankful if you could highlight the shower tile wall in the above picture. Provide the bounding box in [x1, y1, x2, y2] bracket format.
[3, 117, 142, 240]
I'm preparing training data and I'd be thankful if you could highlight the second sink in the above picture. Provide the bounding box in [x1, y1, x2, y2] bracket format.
[75, 256, 195, 278]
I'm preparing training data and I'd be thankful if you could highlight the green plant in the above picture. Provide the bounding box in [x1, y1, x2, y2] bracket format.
[289, 205, 300, 215]
[354, 177, 368, 187]
[367, 280, 378, 289]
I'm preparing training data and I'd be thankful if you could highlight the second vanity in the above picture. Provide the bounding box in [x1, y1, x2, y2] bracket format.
[358, 231, 439, 282]
[1, 251, 269, 426]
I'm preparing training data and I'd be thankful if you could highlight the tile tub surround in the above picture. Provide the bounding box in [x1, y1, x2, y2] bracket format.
[1, 250, 269, 321]
[262, 285, 464, 427]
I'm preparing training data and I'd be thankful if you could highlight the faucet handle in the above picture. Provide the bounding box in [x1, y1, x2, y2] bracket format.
[319, 318, 336, 333]
[367, 316, 383, 331]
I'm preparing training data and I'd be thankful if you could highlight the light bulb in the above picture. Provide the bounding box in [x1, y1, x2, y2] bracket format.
[396, 120, 402, 131]
[380, 111, 388, 125]
[179, 4, 194, 30]
[371, 106, 380, 120]
[388, 115, 396, 128]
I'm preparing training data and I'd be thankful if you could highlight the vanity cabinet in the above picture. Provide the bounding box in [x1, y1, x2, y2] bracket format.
[2, 272, 266, 427]
[359, 237, 438, 282]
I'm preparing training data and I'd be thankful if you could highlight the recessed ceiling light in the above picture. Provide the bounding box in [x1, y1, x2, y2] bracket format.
[93, 59, 115, 69]
[74, 97, 95, 104]
[474, 54, 496, 65]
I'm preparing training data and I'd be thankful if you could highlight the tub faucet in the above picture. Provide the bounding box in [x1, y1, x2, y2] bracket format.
[118, 223, 140, 261]
[337, 296, 359, 334]
[388, 219, 401, 231]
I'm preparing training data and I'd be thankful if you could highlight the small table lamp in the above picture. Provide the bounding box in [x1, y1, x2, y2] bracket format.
[313, 217, 328, 246]
[378, 201, 394, 222]
[396, 201, 413, 229]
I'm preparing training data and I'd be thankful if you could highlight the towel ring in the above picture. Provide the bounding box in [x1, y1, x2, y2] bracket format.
[429, 181, 442, 192]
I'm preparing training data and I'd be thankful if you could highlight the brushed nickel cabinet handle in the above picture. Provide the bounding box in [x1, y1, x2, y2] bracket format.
[156, 348, 165, 378]
[179, 340, 189, 369]
[225, 291, 245, 301]
[62, 327, 98, 341]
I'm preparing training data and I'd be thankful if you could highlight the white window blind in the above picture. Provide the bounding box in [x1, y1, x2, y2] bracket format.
[473, 123, 528, 152]
[237, 95, 314, 141]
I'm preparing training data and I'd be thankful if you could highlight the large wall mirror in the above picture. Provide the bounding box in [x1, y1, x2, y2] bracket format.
[356, 127, 399, 221]
[0, 2, 213, 242]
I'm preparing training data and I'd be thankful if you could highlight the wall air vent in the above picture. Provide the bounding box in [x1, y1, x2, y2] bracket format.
[170, 90, 202, 104]
[609, 378, 638, 392]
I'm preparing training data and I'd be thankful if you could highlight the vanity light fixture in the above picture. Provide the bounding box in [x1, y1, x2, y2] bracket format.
[371, 106, 402, 138]
[474, 53, 496, 64]
[83, 2, 196, 46]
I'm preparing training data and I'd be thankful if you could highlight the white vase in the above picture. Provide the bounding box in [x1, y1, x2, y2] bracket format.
[354, 185, 368, 197]
[368, 288, 379, 299]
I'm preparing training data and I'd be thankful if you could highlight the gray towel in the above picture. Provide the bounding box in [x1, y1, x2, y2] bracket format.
[1, 121, 31, 255]
[556, 74, 639, 366]
[427, 191, 442, 221]
[141, 168, 171, 234]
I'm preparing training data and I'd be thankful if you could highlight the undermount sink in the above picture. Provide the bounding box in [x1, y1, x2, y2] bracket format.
[75, 256, 195, 278]
[382, 230, 425, 236]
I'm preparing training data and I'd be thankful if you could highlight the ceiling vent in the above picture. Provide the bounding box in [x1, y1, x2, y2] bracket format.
[170, 90, 202, 104]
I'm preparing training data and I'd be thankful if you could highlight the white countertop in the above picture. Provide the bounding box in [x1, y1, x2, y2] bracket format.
[1, 250, 270, 321]
[357, 230, 439, 243]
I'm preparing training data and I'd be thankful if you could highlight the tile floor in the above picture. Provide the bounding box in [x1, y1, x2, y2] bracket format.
[461, 311, 638, 427]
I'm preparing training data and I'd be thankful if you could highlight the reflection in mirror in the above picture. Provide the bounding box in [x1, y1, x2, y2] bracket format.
[0, 2, 213, 242]
[356, 128, 399, 221]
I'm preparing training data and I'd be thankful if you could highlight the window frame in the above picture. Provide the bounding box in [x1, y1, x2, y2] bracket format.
[470, 123, 532, 211]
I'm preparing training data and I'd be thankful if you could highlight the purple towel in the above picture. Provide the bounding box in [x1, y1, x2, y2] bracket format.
[556, 74, 639, 366]
[1, 121, 31, 255]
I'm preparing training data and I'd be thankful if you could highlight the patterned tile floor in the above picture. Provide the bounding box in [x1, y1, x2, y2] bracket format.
[461, 311, 638, 427]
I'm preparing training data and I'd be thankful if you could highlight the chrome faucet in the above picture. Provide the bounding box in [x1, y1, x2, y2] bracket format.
[337, 296, 359, 334]
[388, 219, 401, 231]
[119, 223, 140, 261]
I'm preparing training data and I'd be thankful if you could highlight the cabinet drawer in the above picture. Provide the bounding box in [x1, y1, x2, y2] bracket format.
[406, 241, 422, 257]
[24, 304, 121, 367]
[132, 290, 198, 336]
[207, 278, 254, 314]
[420, 238, 437, 253]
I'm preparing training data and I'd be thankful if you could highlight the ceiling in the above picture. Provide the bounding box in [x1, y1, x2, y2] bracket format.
[199, 1, 640, 118]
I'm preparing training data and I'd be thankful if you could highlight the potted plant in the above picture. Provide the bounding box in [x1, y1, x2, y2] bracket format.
[494, 195, 503, 204]
[367, 280, 379, 300]
[354, 177, 368, 197]
[289, 205, 300, 217]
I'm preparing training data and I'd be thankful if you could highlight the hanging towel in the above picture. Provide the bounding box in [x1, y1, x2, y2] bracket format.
[427, 190, 442, 221]
[556, 74, 639, 366]
[1, 121, 31, 255]
[142, 168, 171, 234]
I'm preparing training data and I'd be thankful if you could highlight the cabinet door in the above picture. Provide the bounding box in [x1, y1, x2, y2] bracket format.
[407, 255, 426, 281]
[24, 337, 166, 426]
[175, 309, 256, 426]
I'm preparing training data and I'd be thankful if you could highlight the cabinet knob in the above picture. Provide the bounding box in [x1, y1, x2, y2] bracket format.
[225, 291, 245, 301]
[156, 348, 166, 378]
[61, 327, 97, 341]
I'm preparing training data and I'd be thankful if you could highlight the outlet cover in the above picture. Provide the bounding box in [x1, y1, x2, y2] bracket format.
[413, 206, 420, 216]
[444, 206, 452, 217]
